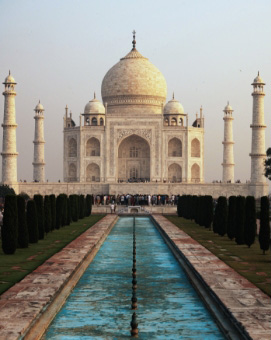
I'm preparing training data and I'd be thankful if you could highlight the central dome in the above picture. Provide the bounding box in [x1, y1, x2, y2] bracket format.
[101, 47, 167, 114]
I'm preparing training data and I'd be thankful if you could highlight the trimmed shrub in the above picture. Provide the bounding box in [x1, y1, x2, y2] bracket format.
[67, 196, 71, 225]
[79, 195, 85, 219]
[56, 194, 64, 229]
[27, 200, 38, 243]
[204, 195, 213, 229]
[217, 196, 228, 236]
[227, 196, 237, 240]
[244, 196, 256, 248]
[259, 196, 270, 254]
[2, 194, 18, 254]
[0, 185, 15, 197]
[85, 194, 92, 217]
[61, 194, 68, 226]
[235, 196, 246, 245]
[44, 195, 52, 233]
[50, 194, 56, 231]
[17, 195, 29, 248]
[34, 194, 44, 239]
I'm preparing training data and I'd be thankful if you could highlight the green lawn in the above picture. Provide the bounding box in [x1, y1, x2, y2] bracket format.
[0, 215, 105, 295]
[166, 216, 271, 297]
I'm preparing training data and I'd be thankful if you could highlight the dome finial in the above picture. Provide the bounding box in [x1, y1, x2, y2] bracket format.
[258, 71, 259, 76]
[9, 70, 11, 75]
[94, 92, 96, 99]
[172, 92, 175, 100]
[132, 30, 136, 50]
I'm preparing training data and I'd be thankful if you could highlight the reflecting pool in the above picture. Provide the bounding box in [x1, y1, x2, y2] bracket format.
[43, 217, 225, 339]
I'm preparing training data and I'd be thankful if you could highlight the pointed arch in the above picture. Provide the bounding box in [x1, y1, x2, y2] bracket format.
[68, 163, 77, 181]
[118, 134, 150, 181]
[168, 163, 182, 182]
[91, 117, 97, 126]
[86, 163, 100, 182]
[168, 137, 182, 157]
[68, 138, 77, 157]
[86, 137, 100, 156]
[191, 163, 200, 182]
[191, 138, 200, 157]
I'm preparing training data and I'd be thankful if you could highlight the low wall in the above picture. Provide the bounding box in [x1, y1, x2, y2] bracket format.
[7, 181, 268, 198]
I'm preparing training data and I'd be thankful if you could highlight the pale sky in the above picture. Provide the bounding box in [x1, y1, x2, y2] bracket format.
[0, 0, 270, 183]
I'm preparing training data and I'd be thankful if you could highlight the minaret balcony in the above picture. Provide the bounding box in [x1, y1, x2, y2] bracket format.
[250, 124, 266, 128]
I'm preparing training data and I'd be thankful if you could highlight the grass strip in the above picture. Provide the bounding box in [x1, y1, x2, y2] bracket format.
[166, 216, 271, 297]
[0, 215, 105, 295]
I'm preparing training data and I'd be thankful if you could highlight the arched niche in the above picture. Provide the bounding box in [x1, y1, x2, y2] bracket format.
[118, 134, 150, 181]
[168, 163, 182, 182]
[68, 138, 77, 157]
[68, 163, 77, 181]
[191, 163, 200, 182]
[86, 137, 100, 156]
[86, 163, 100, 182]
[168, 137, 182, 157]
[191, 138, 200, 157]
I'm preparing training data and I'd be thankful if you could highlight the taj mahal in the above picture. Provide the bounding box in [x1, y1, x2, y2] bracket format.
[1, 33, 268, 198]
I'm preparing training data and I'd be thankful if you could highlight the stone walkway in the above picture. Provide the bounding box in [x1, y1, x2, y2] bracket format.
[0, 214, 117, 340]
[152, 214, 271, 340]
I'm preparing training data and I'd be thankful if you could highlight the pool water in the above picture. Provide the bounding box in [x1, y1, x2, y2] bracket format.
[43, 216, 225, 339]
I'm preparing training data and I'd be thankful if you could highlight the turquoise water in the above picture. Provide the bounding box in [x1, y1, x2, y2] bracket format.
[43, 217, 225, 339]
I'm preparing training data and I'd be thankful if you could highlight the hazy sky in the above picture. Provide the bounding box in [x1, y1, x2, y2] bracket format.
[0, 0, 270, 183]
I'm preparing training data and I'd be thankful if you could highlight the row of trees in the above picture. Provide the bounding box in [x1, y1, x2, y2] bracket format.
[177, 195, 270, 254]
[1, 193, 93, 255]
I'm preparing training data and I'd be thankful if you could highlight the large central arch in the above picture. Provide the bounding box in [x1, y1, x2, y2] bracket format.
[118, 134, 150, 181]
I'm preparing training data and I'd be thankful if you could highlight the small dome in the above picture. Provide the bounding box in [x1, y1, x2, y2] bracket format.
[35, 101, 44, 111]
[3, 71, 16, 84]
[253, 72, 264, 84]
[224, 102, 233, 111]
[84, 95, 105, 114]
[164, 96, 184, 115]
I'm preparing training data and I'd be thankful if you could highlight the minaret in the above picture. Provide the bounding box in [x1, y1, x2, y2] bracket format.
[33, 101, 45, 182]
[250, 72, 266, 184]
[1, 71, 18, 183]
[222, 102, 234, 183]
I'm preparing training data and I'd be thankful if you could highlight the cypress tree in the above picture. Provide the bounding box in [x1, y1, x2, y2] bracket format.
[27, 200, 39, 243]
[50, 194, 56, 231]
[79, 195, 85, 219]
[194, 196, 200, 224]
[34, 194, 44, 239]
[244, 196, 256, 248]
[235, 196, 246, 245]
[199, 196, 206, 227]
[2, 194, 18, 254]
[75, 195, 79, 221]
[213, 199, 219, 233]
[227, 196, 237, 240]
[204, 195, 213, 229]
[44, 195, 52, 233]
[259, 196, 270, 254]
[85, 194, 92, 217]
[61, 194, 68, 226]
[56, 194, 63, 229]
[17, 195, 29, 248]
[67, 196, 71, 225]
[217, 196, 228, 236]
[177, 195, 181, 217]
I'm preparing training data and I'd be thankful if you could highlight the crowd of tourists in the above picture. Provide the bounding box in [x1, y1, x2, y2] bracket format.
[93, 194, 179, 206]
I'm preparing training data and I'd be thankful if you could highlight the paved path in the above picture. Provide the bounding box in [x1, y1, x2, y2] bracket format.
[0, 214, 117, 340]
[152, 214, 271, 340]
